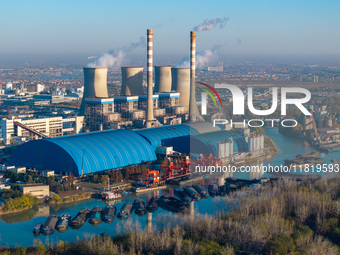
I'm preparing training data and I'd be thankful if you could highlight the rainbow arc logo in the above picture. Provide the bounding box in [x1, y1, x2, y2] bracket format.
[198, 82, 223, 115]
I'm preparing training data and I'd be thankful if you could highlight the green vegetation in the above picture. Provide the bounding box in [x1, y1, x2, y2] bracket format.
[4, 170, 59, 185]
[278, 122, 303, 137]
[49, 193, 91, 204]
[0, 195, 39, 213]
[0, 189, 23, 199]
[0, 178, 339, 254]
[264, 136, 279, 156]
[82, 164, 148, 184]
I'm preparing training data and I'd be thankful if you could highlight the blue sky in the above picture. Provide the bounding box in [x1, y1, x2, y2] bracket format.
[0, 0, 339, 62]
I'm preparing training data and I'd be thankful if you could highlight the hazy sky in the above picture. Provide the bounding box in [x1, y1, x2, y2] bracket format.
[1, 0, 339, 63]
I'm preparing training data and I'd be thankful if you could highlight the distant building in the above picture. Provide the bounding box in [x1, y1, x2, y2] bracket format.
[41, 170, 54, 177]
[1, 116, 84, 145]
[5, 80, 13, 93]
[1, 117, 63, 145]
[35, 84, 45, 93]
[156, 146, 173, 158]
[208, 65, 223, 72]
[7, 166, 26, 174]
[20, 184, 49, 198]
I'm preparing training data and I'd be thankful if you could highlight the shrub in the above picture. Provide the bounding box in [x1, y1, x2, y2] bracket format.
[263, 234, 295, 255]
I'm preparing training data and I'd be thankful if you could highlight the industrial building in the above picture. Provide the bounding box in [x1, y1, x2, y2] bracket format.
[9, 122, 263, 177]
[80, 29, 202, 132]
[1, 116, 84, 145]
[20, 184, 49, 198]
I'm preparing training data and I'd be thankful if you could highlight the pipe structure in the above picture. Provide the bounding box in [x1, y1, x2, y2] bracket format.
[146, 29, 154, 122]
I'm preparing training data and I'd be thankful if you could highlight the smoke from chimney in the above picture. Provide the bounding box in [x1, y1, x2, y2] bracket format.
[174, 45, 221, 69]
[86, 36, 146, 68]
[193, 17, 229, 32]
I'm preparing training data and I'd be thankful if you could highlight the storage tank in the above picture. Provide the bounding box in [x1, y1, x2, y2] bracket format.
[154, 66, 172, 93]
[79, 67, 108, 115]
[121, 67, 144, 96]
[171, 68, 190, 109]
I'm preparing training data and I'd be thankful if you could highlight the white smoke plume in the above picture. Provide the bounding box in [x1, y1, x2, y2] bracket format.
[174, 45, 221, 69]
[86, 36, 145, 68]
[193, 17, 229, 32]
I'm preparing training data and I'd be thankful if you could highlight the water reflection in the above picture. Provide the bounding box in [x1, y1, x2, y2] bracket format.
[0, 205, 50, 224]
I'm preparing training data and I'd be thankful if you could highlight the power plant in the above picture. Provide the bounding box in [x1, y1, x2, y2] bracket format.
[79, 67, 109, 115]
[9, 28, 268, 185]
[121, 66, 144, 96]
[171, 67, 190, 109]
[81, 29, 203, 132]
[154, 66, 172, 93]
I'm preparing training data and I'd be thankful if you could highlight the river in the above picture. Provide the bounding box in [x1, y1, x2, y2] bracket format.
[0, 128, 339, 247]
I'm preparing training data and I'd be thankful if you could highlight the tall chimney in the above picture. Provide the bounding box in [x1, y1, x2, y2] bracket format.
[146, 29, 154, 122]
[189, 31, 198, 119]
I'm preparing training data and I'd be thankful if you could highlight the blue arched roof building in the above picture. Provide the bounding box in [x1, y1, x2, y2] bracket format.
[10, 129, 156, 176]
[10, 122, 247, 176]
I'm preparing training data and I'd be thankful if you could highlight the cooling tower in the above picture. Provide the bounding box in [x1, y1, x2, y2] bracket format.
[171, 67, 190, 108]
[121, 67, 144, 96]
[154, 66, 172, 93]
[189, 31, 199, 118]
[79, 67, 108, 115]
[146, 29, 154, 122]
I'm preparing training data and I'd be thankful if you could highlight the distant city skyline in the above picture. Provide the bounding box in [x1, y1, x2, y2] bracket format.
[1, 0, 339, 66]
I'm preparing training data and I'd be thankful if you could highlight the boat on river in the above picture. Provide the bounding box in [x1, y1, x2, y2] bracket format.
[174, 188, 192, 202]
[89, 206, 103, 225]
[33, 223, 42, 235]
[192, 185, 209, 198]
[208, 183, 219, 196]
[159, 196, 188, 213]
[69, 208, 91, 228]
[102, 205, 116, 223]
[41, 215, 59, 235]
[183, 186, 201, 200]
[56, 214, 71, 232]
[146, 196, 159, 212]
[284, 152, 324, 168]
[117, 202, 134, 219]
[134, 198, 146, 216]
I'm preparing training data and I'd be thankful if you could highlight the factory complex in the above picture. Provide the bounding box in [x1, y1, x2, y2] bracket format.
[7, 29, 266, 177]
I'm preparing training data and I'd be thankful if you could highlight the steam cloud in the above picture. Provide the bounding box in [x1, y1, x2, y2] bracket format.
[174, 45, 221, 69]
[193, 17, 229, 32]
[86, 36, 146, 68]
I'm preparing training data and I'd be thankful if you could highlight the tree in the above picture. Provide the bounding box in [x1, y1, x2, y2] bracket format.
[263, 234, 295, 255]
[101, 175, 109, 184]
[92, 174, 98, 183]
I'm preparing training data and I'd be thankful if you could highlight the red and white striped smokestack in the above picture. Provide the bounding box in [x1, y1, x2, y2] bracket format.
[189, 31, 198, 118]
[146, 29, 154, 122]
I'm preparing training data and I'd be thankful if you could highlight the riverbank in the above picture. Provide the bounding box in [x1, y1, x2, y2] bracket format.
[49, 192, 93, 205]
[0, 195, 39, 215]
[0, 177, 339, 254]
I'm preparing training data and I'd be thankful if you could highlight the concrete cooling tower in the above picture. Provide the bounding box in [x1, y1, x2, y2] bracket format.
[171, 67, 190, 108]
[121, 67, 144, 96]
[154, 66, 172, 93]
[79, 67, 108, 115]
